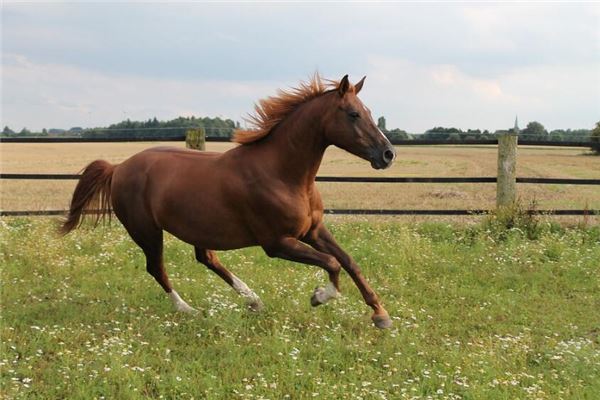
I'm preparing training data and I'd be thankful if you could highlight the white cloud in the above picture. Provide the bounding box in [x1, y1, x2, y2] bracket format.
[2, 2, 599, 132]
[3, 53, 598, 133]
[360, 56, 599, 132]
[1, 53, 279, 130]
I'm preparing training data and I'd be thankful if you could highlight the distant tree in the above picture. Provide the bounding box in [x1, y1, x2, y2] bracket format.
[568, 129, 591, 142]
[2, 126, 15, 136]
[549, 130, 564, 142]
[424, 126, 462, 140]
[377, 116, 387, 132]
[82, 115, 238, 139]
[591, 121, 600, 154]
[41, 128, 48, 136]
[448, 132, 461, 141]
[20, 127, 32, 135]
[521, 121, 547, 141]
[385, 128, 409, 141]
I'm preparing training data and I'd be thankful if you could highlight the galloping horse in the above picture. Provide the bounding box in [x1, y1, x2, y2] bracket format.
[61, 75, 397, 328]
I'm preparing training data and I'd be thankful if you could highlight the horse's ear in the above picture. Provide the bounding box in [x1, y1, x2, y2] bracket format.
[338, 74, 350, 97]
[355, 76, 366, 94]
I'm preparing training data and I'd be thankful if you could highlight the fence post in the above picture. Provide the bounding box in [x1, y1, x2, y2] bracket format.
[496, 132, 518, 208]
[186, 127, 206, 151]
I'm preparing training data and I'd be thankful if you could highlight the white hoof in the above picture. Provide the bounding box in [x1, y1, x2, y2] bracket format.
[247, 299, 264, 312]
[310, 283, 339, 307]
[169, 290, 196, 313]
[174, 302, 196, 314]
[232, 275, 263, 312]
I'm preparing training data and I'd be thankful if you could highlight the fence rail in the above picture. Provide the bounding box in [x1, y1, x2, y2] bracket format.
[2, 173, 599, 186]
[1, 135, 598, 217]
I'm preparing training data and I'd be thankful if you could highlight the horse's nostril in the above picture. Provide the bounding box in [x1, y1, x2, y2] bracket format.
[383, 149, 394, 163]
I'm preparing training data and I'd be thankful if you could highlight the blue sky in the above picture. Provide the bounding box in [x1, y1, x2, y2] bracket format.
[2, 2, 599, 132]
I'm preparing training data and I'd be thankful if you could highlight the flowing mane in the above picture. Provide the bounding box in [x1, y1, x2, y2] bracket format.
[233, 74, 343, 144]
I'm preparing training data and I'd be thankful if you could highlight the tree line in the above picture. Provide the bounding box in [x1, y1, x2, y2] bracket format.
[376, 116, 595, 144]
[2, 115, 599, 153]
[1, 116, 238, 139]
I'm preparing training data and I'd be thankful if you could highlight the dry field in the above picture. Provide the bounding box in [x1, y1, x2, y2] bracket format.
[1, 142, 599, 218]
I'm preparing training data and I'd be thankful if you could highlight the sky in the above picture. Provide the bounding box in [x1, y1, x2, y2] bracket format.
[2, 2, 599, 133]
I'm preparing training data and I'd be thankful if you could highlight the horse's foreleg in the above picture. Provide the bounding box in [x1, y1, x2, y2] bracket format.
[303, 224, 392, 329]
[195, 248, 263, 311]
[263, 237, 342, 306]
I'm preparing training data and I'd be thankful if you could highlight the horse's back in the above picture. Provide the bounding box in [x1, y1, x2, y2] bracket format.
[111, 146, 220, 190]
[140, 146, 222, 159]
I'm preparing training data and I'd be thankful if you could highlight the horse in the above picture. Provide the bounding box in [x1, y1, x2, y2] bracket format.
[61, 74, 397, 329]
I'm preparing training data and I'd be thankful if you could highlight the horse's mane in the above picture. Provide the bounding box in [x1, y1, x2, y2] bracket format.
[233, 74, 344, 145]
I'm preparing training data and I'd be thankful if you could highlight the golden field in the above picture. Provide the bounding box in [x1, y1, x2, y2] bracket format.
[1, 142, 599, 220]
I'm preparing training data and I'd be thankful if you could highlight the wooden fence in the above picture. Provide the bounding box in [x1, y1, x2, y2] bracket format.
[1, 135, 599, 217]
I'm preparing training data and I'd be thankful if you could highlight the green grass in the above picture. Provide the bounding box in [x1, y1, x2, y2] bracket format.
[1, 218, 599, 399]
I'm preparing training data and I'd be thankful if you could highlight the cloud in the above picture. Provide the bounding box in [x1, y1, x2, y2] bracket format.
[1, 53, 279, 130]
[3, 52, 599, 133]
[360, 56, 599, 132]
[2, 3, 599, 131]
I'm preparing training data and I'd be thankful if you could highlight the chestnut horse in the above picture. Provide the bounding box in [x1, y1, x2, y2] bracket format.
[61, 75, 396, 328]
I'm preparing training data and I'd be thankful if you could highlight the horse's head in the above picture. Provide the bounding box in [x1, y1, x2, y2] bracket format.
[322, 75, 396, 169]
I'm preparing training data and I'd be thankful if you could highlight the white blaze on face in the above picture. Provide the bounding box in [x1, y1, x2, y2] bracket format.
[360, 102, 390, 143]
[378, 128, 390, 142]
[169, 290, 195, 313]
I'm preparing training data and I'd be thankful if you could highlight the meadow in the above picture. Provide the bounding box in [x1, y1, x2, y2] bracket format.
[1, 142, 599, 216]
[1, 217, 599, 399]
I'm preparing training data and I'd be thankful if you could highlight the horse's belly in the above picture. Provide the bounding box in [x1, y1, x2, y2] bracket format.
[163, 216, 256, 250]
[156, 189, 257, 250]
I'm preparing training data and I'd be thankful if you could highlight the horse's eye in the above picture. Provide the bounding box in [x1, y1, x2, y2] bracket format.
[349, 111, 360, 119]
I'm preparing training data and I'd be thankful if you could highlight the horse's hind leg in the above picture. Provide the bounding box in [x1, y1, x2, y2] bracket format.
[195, 247, 263, 311]
[140, 232, 195, 313]
[120, 218, 195, 313]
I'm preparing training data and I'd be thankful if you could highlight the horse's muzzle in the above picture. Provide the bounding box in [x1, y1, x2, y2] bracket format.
[370, 145, 396, 169]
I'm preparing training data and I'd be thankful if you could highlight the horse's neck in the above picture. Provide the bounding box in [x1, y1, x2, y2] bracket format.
[259, 100, 328, 186]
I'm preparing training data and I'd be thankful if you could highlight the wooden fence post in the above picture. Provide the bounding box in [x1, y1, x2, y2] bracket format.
[186, 127, 206, 151]
[496, 132, 518, 207]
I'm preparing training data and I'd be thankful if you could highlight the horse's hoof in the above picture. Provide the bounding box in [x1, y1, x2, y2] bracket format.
[248, 300, 264, 312]
[175, 304, 197, 314]
[372, 313, 393, 329]
[311, 284, 339, 307]
[310, 292, 324, 307]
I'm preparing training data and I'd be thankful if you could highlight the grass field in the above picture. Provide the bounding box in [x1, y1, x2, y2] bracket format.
[1, 142, 599, 215]
[1, 217, 599, 399]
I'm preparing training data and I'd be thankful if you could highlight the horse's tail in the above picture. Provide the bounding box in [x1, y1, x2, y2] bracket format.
[60, 160, 115, 235]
